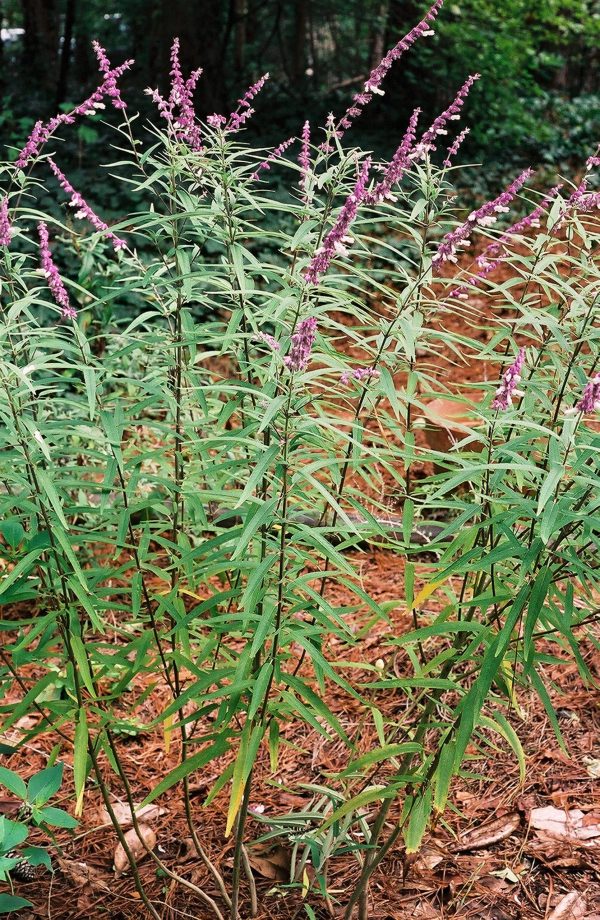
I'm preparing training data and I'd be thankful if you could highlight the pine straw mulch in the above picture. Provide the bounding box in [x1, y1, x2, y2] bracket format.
[1, 547, 599, 920]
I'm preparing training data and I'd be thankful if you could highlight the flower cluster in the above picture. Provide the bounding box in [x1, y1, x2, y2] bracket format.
[415, 74, 479, 158]
[16, 46, 133, 169]
[0, 197, 11, 247]
[556, 145, 600, 223]
[365, 108, 420, 204]
[48, 159, 125, 250]
[250, 136, 296, 181]
[146, 38, 203, 150]
[284, 317, 317, 372]
[227, 73, 269, 132]
[433, 168, 533, 266]
[492, 348, 525, 410]
[450, 186, 562, 298]
[38, 222, 76, 320]
[304, 157, 371, 285]
[443, 127, 470, 168]
[575, 373, 600, 414]
[92, 41, 129, 110]
[341, 366, 381, 384]
[299, 121, 311, 194]
[256, 332, 280, 351]
[336, 0, 443, 139]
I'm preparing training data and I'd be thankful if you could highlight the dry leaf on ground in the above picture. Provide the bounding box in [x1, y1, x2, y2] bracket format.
[530, 806, 600, 843]
[113, 823, 157, 876]
[98, 801, 164, 827]
[454, 812, 521, 852]
[547, 892, 588, 919]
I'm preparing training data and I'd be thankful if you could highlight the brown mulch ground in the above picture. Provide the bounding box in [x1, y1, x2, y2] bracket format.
[1, 246, 599, 919]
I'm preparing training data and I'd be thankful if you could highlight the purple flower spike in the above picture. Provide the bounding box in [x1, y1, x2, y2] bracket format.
[0, 197, 12, 247]
[146, 38, 203, 150]
[299, 121, 311, 193]
[492, 348, 525, 410]
[341, 366, 380, 385]
[433, 168, 533, 267]
[449, 185, 562, 299]
[38, 222, 76, 319]
[415, 74, 479, 159]
[575, 373, 600, 414]
[443, 127, 470, 168]
[227, 73, 269, 132]
[304, 157, 371, 285]
[92, 41, 130, 110]
[365, 108, 420, 204]
[48, 159, 125, 250]
[250, 136, 296, 181]
[257, 332, 280, 351]
[284, 317, 317, 372]
[15, 46, 133, 168]
[335, 0, 443, 140]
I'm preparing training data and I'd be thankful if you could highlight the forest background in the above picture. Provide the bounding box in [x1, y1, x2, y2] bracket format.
[1, 0, 599, 215]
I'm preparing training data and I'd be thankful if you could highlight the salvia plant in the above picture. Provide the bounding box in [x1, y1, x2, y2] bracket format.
[0, 3, 599, 917]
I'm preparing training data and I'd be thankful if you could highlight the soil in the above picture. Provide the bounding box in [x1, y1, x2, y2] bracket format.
[1, 245, 599, 920]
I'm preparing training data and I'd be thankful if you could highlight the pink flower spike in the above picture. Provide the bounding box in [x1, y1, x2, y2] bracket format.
[365, 108, 420, 204]
[0, 197, 12, 247]
[575, 373, 600, 413]
[335, 0, 443, 140]
[250, 136, 296, 181]
[492, 348, 525, 410]
[443, 127, 470, 168]
[304, 157, 371, 285]
[284, 316, 317, 372]
[433, 168, 533, 267]
[257, 332, 280, 351]
[299, 120, 311, 193]
[48, 158, 126, 250]
[416, 74, 479, 159]
[38, 222, 76, 319]
[226, 73, 269, 132]
[15, 47, 133, 168]
[92, 41, 132, 110]
[449, 185, 562, 298]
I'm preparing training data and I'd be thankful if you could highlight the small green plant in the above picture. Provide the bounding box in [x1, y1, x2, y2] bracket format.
[0, 763, 76, 913]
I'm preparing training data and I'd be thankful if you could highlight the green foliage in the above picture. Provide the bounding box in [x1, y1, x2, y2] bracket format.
[0, 28, 599, 917]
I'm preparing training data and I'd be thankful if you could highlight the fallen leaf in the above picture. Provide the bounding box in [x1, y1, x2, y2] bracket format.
[530, 806, 600, 843]
[247, 845, 291, 882]
[583, 756, 600, 779]
[489, 867, 519, 884]
[113, 823, 157, 876]
[98, 802, 164, 827]
[547, 892, 587, 919]
[454, 812, 521, 852]
[412, 844, 446, 871]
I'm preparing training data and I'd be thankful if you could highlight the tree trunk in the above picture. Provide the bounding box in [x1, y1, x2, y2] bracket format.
[55, 0, 77, 107]
[370, 0, 390, 70]
[234, 0, 247, 75]
[20, 0, 59, 92]
[291, 0, 308, 83]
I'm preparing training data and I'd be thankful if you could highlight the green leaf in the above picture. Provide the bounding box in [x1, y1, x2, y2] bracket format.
[318, 786, 395, 833]
[141, 738, 230, 806]
[73, 710, 89, 818]
[337, 743, 421, 778]
[0, 520, 25, 548]
[27, 764, 64, 806]
[34, 806, 77, 829]
[0, 767, 26, 800]
[0, 894, 33, 913]
[403, 787, 432, 853]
